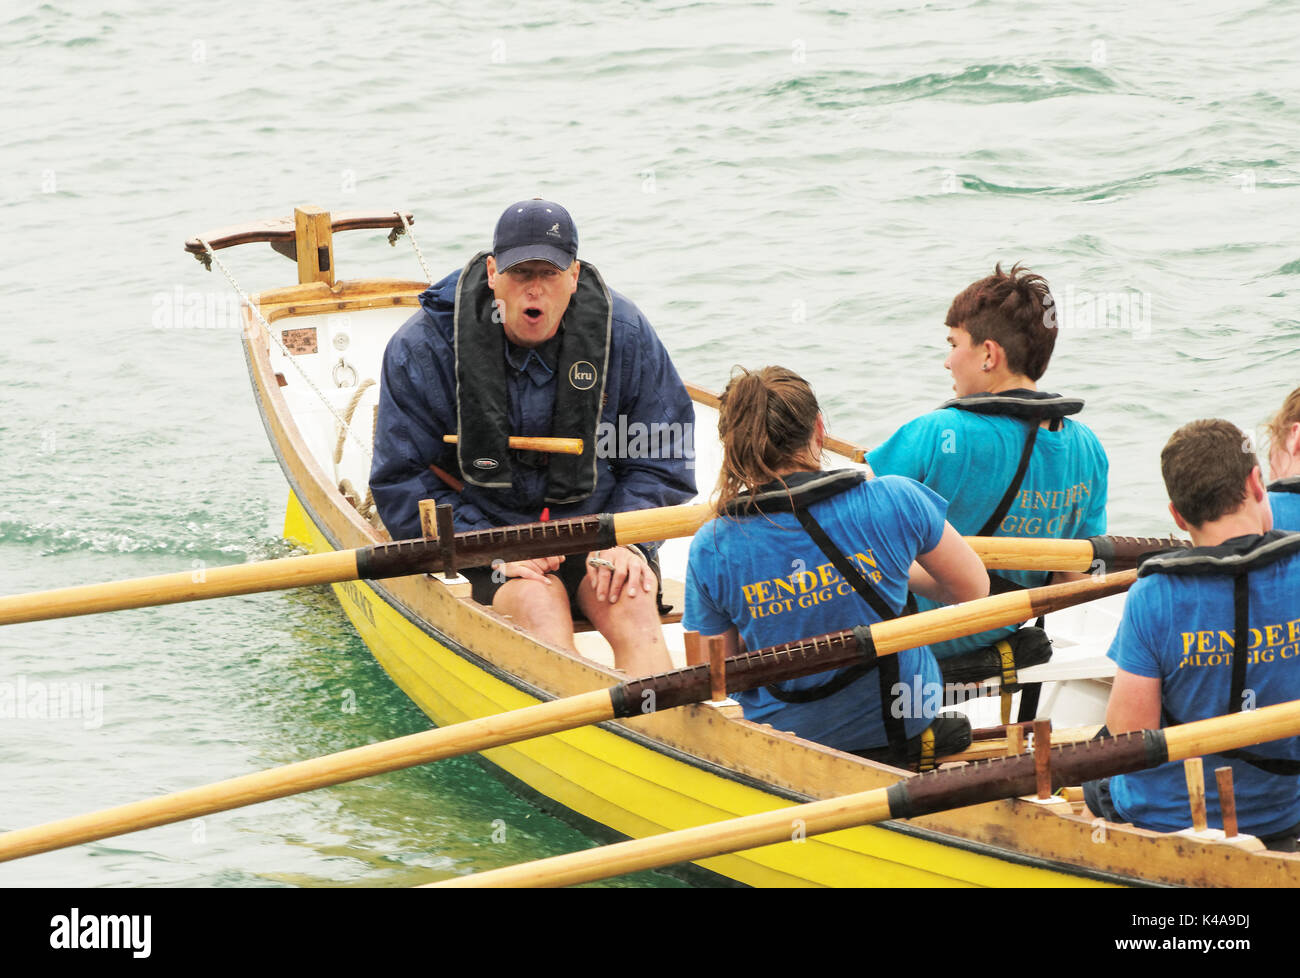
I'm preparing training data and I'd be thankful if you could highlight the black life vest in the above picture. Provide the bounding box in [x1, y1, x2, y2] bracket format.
[452, 251, 612, 504]
[723, 469, 911, 751]
[1269, 476, 1300, 495]
[1141, 531, 1300, 775]
[940, 389, 1084, 538]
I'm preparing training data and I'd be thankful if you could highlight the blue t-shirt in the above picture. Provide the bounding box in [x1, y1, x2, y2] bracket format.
[869, 408, 1108, 659]
[1107, 550, 1300, 836]
[683, 475, 946, 752]
[1269, 489, 1300, 532]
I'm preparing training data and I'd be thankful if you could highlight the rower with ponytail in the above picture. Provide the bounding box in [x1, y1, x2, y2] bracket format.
[684, 366, 989, 769]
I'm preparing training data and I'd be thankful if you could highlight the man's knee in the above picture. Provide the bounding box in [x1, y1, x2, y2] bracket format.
[578, 582, 663, 636]
[494, 576, 574, 626]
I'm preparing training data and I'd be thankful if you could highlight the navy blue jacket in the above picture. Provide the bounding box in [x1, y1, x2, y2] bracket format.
[369, 268, 697, 546]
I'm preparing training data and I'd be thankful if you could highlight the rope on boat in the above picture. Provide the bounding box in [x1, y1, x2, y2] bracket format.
[334, 379, 380, 523]
[395, 209, 433, 284]
[195, 237, 375, 465]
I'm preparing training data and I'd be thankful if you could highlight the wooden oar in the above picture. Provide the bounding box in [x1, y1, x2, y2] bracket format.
[0, 495, 1178, 628]
[0, 503, 710, 627]
[972, 534, 1186, 574]
[442, 435, 583, 456]
[0, 569, 1133, 863]
[432, 697, 1300, 888]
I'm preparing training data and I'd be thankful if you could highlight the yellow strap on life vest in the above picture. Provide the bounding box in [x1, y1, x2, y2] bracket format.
[918, 726, 937, 773]
[997, 639, 1017, 725]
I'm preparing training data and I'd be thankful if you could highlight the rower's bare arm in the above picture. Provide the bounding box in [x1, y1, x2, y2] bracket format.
[912, 522, 990, 605]
[1106, 668, 1161, 733]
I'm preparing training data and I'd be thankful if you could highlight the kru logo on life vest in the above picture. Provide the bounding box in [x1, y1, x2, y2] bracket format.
[472, 457, 499, 471]
[569, 361, 597, 390]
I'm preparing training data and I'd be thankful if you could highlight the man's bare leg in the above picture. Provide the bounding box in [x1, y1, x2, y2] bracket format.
[492, 577, 578, 653]
[577, 579, 672, 677]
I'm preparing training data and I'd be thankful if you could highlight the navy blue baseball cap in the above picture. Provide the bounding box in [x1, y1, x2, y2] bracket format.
[492, 199, 579, 270]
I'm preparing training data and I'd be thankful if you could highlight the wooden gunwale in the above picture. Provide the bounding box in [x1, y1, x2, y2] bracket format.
[241, 277, 1300, 887]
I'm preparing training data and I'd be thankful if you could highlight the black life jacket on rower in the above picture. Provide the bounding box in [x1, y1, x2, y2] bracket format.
[940, 388, 1085, 542]
[1140, 531, 1300, 776]
[452, 251, 612, 504]
[1269, 476, 1300, 495]
[934, 390, 1084, 710]
[722, 469, 913, 752]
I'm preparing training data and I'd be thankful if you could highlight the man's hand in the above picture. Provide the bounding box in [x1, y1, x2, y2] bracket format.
[499, 555, 565, 584]
[585, 546, 656, 604]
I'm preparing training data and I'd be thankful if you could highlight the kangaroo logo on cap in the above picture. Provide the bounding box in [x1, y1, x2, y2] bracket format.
[569, 361, 597, 390]
[547, 223, 561, 237]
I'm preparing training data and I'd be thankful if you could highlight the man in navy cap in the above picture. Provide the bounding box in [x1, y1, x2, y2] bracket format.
[370, 200, 696, 676]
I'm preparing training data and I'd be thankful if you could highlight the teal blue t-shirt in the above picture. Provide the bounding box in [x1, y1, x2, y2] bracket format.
[683, 475, 946, 753]
[868, 408, 1108, 659]
[1107, 551, 1300, 836]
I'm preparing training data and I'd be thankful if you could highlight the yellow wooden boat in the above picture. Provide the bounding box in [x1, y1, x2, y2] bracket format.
[186, 206, 1300, 887]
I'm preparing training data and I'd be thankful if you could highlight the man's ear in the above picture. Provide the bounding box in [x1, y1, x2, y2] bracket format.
[486, 254, 499, 289]
[566, 260, 580, 295]
[982, 338, 1004, 370]
[1169, 501, 1190, 532]
[1247, 465, 1267, 501]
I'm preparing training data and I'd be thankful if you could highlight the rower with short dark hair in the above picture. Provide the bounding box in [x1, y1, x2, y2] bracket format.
[1266, 386, 1300, 530]
[868, 263, 1109, 675]
[1086, 419, 1300, 848]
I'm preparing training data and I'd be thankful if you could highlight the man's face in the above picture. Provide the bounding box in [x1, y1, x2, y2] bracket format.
[944, 325, 984, 396]
[486, 256, 580, 347]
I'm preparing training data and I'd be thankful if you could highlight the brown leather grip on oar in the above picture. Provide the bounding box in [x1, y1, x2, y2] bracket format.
[1090, 535, 1189, 572]
[613, 629, 872, 716]
[890, 731, 1162, 818]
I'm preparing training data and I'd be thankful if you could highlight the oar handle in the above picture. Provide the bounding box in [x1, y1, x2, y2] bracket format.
[442, 435, 584, 456]
[965, 535, 1188, 573]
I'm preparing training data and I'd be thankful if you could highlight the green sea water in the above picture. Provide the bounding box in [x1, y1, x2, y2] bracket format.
[1, 0, 1297, 889]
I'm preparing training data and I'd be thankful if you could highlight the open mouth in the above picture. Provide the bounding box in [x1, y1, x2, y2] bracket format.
[523, 307, 543, 323]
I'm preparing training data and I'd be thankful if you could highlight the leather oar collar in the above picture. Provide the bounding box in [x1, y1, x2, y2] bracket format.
[1269, 476, 1300, 496]
[722, 469, 865, 516]
[940, 389, 1084, 420]
[1138, 530, 1300, 578]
